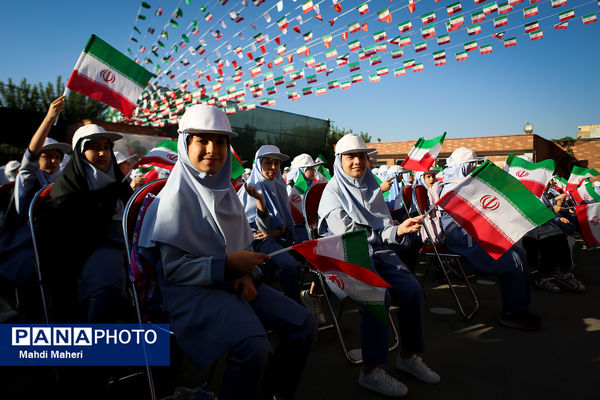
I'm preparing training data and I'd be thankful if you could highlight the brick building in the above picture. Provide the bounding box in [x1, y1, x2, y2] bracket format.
[368, 133, 579, 178]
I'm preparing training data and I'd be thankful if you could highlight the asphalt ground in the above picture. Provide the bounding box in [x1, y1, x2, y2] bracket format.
[2, 247, 599, 399]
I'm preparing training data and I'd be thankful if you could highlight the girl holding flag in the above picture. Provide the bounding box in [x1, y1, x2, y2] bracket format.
[318, 134, 440, 398]
[139, 105, 316, 400]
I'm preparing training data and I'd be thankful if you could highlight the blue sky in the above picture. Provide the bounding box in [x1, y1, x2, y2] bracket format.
[1, 0, 598, 142]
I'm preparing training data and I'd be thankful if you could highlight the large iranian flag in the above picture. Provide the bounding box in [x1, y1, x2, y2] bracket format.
[436, 161, 555, 259]
[503, 153, 555, 197]
[571, 181, 600, 204]
[133, 140, 178, 170]
[292, 230, 390, 324]
[400, 132, 446, 172]
[67, 35, 155, 119]
[575, 202, 600, 248]
[566, 166, 600, 191]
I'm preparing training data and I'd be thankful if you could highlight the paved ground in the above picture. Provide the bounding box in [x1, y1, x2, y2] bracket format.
[3, 248, 600, 399]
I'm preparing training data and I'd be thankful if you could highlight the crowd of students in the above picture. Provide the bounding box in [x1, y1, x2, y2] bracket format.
[0, 99, 591, 399]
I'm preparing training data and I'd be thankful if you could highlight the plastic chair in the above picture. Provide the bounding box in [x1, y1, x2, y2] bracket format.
[302, 182, 400, 364]
[413, 185, 479, 320]
[122, 179, 168, 400]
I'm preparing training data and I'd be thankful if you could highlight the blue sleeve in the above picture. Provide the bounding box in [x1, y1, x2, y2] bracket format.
[15, 150, 39, 215]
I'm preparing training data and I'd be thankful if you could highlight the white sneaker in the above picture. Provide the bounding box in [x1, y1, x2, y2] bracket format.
[359, 367, 408, 397]
[300, 289, 326, 325]
[395, 355, 440, 384]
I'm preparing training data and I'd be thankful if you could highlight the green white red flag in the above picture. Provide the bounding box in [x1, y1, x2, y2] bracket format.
[292, 230, 391, 324]
[571, 181, 600, 204]
[436, 161, 555, 259]
[582, 13, 597, 24]
[576, 203, 600, 248]
[231, 147, 245, 180]
[67, 34, 155, 119]
[133, 139, 178, 170]
[566, 166, 600, 191]
[401, 132, 446, 172]
[503, 153, 555, 197]
[553, 176, 568, 191]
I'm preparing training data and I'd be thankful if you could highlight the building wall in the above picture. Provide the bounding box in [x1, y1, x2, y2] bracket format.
[567, 139, 600, 173]
[577, 124, 600, 139]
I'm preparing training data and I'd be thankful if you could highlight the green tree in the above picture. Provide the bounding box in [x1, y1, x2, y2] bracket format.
[327, 124, 372, 145]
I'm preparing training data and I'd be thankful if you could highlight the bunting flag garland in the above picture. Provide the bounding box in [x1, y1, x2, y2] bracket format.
[436, 161, 555, 260]
[116, 0, 600, 125]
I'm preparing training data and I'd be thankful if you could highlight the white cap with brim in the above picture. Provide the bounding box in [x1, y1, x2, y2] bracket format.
[256, 144, 289, 161]
[41, 137, 71, 155]
[446, 147, 479, 166]
[114, 151, 136, 165]
[335, 134, 376, 155]
[71, 124, 122, 149]
[423, 168, 441, 176]
[5, 160, 20, 172]
[291, 153, 318, 169]
[388, 165, 410, 174]
[178, 104, 238, 137]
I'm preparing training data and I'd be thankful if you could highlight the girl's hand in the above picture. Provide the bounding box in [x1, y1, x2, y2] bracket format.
[233, 274, 257, 302]
[226, 250, 270, 274]
[396, 215, 425, 236]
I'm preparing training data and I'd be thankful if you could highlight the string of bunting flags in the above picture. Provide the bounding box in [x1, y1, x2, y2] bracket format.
[104, 0, 599, 126]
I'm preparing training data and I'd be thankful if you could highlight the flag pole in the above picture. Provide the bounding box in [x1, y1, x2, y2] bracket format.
[268, 245, 293, 257]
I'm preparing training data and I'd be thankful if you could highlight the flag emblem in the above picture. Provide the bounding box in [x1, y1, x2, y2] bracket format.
[100, 69, 116, 83]
[516, 170, 529, 178]
[480, 195, 500, 210]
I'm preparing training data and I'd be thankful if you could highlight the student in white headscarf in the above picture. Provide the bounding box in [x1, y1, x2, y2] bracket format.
[2, 160, 20, 183]
[139, 105, 316, 400]
[287, 153, 319, 242]
[238, 145, 304, 304]
[440, 147, 541, 330]
[318, 134, 440, 397]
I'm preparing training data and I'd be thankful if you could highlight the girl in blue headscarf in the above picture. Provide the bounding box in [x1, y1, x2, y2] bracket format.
[238, 145, 304, 303]
[318, 134, 440, 398]
[139, 105, 315, 400]
[440, 147, 541, 330]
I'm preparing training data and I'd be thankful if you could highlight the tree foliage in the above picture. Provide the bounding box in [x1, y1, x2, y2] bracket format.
[328, 124, 372, 145]
[0, 76, 107, 121]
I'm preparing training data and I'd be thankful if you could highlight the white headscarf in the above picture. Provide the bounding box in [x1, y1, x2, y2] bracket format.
[318, 153, 393, 234]
[139, 132, 253, 256]
[238, 146, 294, 231]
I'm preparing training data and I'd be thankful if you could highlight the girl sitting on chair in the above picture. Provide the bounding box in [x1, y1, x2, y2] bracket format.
[138, 105, 316, 400]
[318, 134, 440, 398]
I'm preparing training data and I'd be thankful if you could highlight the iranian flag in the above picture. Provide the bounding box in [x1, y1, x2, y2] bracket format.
[340, 81, 351, 90]
[292, 230, 391, 323]
[357, 3, 369, 14]
[302, 0, 314, 13]
[529, 29, 543, 40]
[413, 63, 424, 72]
[378, 8, 391, 22]
[369, 74, 381, 83]
[436, 161, 555, 259]
[231, 146, 245, 180]
[504, 37, 517, 47]
[456, 51, 469, 61]
[468, 24, 482, 35]
[394, 68, 406, 77]
[571, 181, 600, 204]
[422, 12, 437, 24]
[421, 26, 436, 39]
[509, 0, 524, 5]
[524, 5, 538, 17]
[552, 0, 567, 7]
[464, 40, 478, 51]
[582, 13, 597, 24]
[278, 17, 289, 30]
[373, 30, 387, 41]
[435, 57, 447, 66]
[349, 62, 360, 72]
[133, 139, 178, 170]
[326, 48, 338, 59]
[414, 41, 428, 52]
[403, 59, 416, 68]
[401, 132, 446, 172]
[351, 74, 363, 83]
[348, 40, 361, 51]
[399, 36, 412, 46]
[482, 2, 498, 14]
[438, 34, 451, 45]
[559, 9, 575, 21]
[471, 11, 485, 23]
[328, 80, 339, 89]
[67, 35, 155, 119]
[434, 50, 446, 60]
[392, 49, 404, 58]
[348, 21, 361, 33]
[494, 16, 509, 27]
[525, 21, 539, 33]
[398, 21, 413, 32]
[566, 166, 600, 191]
[503, 153, 555, 197]
[480, 44, 493, 54]
[447, 2, 463, 15]
[555, 21, 569, 29]
[498, 2, 513, 13]
[575, 203, 600, 248]
[377, 67, 389, 76]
